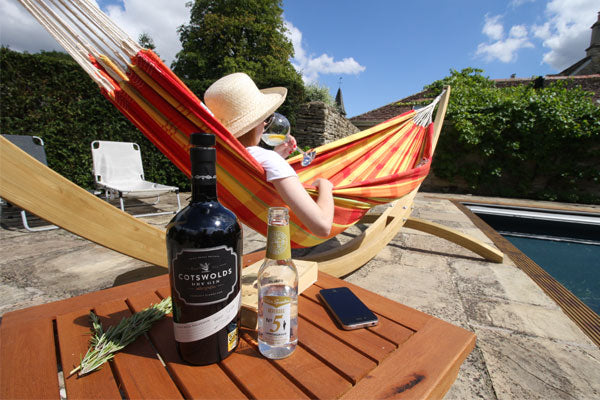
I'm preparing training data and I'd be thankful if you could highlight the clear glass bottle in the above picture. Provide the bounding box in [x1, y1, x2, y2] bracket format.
[257, 207, 298, 359]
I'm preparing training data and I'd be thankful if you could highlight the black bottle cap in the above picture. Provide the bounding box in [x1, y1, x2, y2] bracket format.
[190, 133, 215, 147]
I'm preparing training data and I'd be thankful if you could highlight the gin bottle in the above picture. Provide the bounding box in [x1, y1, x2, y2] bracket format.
[166, 132, 242, 365]
[257, 207, 298, 359]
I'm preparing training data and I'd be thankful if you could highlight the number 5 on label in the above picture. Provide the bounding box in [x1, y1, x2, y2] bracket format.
[269, 314, 283, 332]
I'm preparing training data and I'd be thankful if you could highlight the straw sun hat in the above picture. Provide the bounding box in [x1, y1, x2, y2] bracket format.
[204, 72, 287, 138]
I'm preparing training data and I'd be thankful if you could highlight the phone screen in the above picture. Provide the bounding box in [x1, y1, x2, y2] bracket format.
[319, 287, 378, 329]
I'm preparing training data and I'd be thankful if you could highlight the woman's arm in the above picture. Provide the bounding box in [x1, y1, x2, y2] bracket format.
[272, 176, 334, 237]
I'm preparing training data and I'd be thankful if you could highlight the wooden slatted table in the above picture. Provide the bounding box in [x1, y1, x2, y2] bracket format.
[1, 257, 475, 399]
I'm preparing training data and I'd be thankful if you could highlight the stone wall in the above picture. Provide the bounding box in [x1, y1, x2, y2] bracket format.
[293, 101, 360, 148]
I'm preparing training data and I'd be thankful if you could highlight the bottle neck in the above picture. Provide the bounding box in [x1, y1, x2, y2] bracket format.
[266, 220, 291, 261]
[191, 175, 217, 202]
[190, 147, 217, 202]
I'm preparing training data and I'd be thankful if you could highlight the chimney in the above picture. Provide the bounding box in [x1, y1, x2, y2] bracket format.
[585, 11, 600, 58]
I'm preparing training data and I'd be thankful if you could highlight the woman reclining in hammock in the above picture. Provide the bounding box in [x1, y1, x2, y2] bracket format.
[204, 72, 334, 237]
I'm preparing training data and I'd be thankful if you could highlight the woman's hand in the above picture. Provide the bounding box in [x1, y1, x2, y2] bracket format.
[312, 177, 333, 193]
[274, 135, 297, 158]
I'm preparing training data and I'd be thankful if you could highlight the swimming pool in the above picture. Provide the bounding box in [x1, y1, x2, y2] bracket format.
[464, 203, 600, 315]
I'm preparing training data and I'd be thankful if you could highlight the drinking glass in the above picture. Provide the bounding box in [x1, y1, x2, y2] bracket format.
[261, 113, 316, 167]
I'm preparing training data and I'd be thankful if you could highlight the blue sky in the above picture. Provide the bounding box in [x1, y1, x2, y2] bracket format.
[1, 0, 598, 117]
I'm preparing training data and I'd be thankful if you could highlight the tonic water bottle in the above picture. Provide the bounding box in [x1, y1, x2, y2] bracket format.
[257, 207, 298, 359]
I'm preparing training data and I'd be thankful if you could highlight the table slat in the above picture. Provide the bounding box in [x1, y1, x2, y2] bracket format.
[94, 299, 184, 399]
[315, 272, 432, 330]
[221, 338, 310, 400]
[0, 318, 59, 399]
[240, 329, 352, 399]
[302, 285, 414, 346]
[1, 275, 168, 326]
[56, 309, 121, 399]
[298, 293, 396, 362]
[156, 286, 171, 299]
[296, 316, 376, 384]
[342, 318, 476, 399]
[127, 292, 248, 399]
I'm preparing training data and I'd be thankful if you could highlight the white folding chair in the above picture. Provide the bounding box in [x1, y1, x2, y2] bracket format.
[1, 135, 59, 231]
[91, 140, 181, 217]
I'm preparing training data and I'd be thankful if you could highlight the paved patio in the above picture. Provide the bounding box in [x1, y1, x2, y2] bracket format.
[1, 192, 599, 399]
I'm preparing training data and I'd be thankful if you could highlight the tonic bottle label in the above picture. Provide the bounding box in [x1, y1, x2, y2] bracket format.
[172, 246, 238, 305]
[261, 295, 291, 345]
[265, 225, 291, 260]
[173, 291, 241, 342]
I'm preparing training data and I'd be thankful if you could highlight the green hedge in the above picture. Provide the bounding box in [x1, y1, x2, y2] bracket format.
[426, 69, 600, 204]
[1, 48, 190, 191]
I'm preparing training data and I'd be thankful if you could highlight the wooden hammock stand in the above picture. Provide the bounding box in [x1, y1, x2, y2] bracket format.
[0, 86, 503, 277]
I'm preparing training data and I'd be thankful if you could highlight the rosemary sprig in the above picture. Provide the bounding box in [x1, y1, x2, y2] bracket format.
[69, 297, 172, 377]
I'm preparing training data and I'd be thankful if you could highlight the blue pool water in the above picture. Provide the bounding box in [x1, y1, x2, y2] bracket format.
[465, 203, 600, 315]
[504, 235, 600, 314]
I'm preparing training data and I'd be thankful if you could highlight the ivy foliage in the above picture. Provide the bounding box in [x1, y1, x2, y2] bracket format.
[0, 47, 189, 190]
[172, 0, 304, 125]
[427, 68, 600, 204]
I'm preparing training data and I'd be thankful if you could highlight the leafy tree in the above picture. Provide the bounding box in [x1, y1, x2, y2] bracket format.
[426, 68, 600, 203]
[138, 33, 157, 52]
[172, 0, 304, 124]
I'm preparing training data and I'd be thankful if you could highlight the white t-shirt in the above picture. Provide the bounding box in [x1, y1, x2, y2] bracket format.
[247, 146, 297, 182]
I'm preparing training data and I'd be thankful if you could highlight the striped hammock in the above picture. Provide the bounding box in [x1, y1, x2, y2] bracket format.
[19, 0, 443, 248]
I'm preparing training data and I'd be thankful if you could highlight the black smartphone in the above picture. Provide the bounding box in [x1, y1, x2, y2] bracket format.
[319, 287, 379, 330]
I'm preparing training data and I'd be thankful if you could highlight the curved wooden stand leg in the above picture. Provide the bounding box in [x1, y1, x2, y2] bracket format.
[300, 192, 417, 277]
[404, 217, 504, 263]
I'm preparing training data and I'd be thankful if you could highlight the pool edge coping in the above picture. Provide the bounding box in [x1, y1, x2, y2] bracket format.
[447, 198, 600, 348]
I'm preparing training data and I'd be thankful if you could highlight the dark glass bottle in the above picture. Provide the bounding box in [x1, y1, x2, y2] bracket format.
[166, 132, 242, 365]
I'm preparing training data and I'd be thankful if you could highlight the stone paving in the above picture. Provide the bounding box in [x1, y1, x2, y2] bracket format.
[1, 192, 599, 399]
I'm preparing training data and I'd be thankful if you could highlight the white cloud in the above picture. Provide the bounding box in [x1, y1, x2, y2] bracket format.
[284, 20, 365, 84]
[103, 0, 188, 65]
[532, 0, 598, 71]
[482, 14, 505, 41]
[476, 15, 534, 63]
[510, 0, 536, 8]
[509, 25, 529, 38]
[0, 0, 65, 53]
[0, 0, 188, 65]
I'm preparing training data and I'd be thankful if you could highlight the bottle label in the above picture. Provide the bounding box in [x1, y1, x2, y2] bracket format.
[227, 326, 238, 352]
[172, 246, 238, 305]
[173, 291, 241, 343]
[261, 295, 291, 345]
[265, 225, 291, 260]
